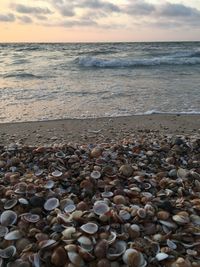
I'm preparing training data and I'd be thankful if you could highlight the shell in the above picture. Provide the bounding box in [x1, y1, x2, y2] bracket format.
[64, 204, 76, 213]
[44, 180, 55, 189]
[23, 213, 40, 223]
[91, 171, 101, 179]
[0, 226, 9, 237]
[93, 201, 110, 216]
[44, 198, 59, 211]
[119, 165, 133, 177]
[155, 252, 169, 261]
[4, 198, 18, 209]
[101, 191, 113, 198]
[52, 170, 63, 177]
[62, 227, 76, 239]
[18, 198, 29, 205]
[67, 251, 84, 267]
[0, 210, 17, 226]
[122, 249, 147, 267]
[77, 236, 93, 252]
[107, 241, 127, 260]
[177, 168, 188, 179]
[0, 246, 16, 258]
[172, 212, 190, 224]
[4, 230, 23, 240]
[80, 223, 98, 234]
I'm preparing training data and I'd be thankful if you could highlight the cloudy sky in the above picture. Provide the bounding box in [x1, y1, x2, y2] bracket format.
[0, 0, 200, 42]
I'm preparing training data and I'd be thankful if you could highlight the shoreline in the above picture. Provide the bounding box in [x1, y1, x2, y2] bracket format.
[0, 114, 199, 145]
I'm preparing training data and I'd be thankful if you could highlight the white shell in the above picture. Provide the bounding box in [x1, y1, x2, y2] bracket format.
[52, 170, 63, 177]
[44, 198, 59, 211]
[80, 223, 98, 234]
[0, 210, 17, 226]
[4, 230, 22, 240]
[0, 226, 9, 237]
[123, 248, 147, 267]
[0, 246, 16, 258]
[68, 251, 84, 267]
[64, 204, 76, 213]
[156, 252, 169, 261]
[93, 201, 110, 216]
[90, 171, 101, 179]
[107, 241, 127, 260]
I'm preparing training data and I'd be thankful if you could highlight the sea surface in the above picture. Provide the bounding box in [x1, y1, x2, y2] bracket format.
[0, 42, 200, 123]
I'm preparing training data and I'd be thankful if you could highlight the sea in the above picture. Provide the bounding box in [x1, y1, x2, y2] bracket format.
[0, 42, 200, 123]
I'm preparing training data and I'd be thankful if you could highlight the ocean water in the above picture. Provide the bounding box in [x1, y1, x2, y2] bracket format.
[0, 42, 200, 123]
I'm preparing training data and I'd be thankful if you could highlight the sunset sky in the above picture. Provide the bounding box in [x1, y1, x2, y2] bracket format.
[0, 0, 200, 42]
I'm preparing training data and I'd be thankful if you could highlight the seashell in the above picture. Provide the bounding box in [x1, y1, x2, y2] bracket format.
[93, 201, 110, 216]
[70, 210, 83, 220]
[77, 201, 88, 211]
[137, 208, 146, 218]
[119, 165, 133, 177]
[62, 227, 76, 239]
[0, 246, 16, 258]
[18, 198, 29, 205]
[44, 180, 55, 189]
[177, 168, 188, 179]
[157, 211, 170, 220]
[186, 249, 197, 256]
[14, 182, 27, 194]
[0, 210, 17, 226]
[122, 248, 147, 267]
[44, 198, 59, 211]
[60, 198, 74, 210]
[172, 212, 190, 224]
[55, 151, 66, 158]
[4, 198, 18, 209]
[77, 236, 93, 252]
[97, 258, 111, 267]
[35, 169, 43, 176]
[67, 251, 84, 267]
[119, 210, 131, 221]
[91, 171, 101, 179]
[159, 220, 177, 228]
[78, 247, 95, 262]
[155, 252, 169, 261]
[51, 246, 68, 267]
[52, 170, 63, 177]
[107, 231, 117, 245]
[190, 214, 200, 226]
[15, 238, 31, 253]
[23, 213, 40, 223]
[94, 240, 108, 258]
[80, 222, 98, 234]
[173, 257, 192, 267]
[167, 239, 177, 250]
[113, 195, 126, 205]
[0, 226, 9, 237]
[90, 147, 102, 158]
[4, 230, 22, 240]
[39, 239, 57, 249]
[64, 204, 76, 213]
[64, 244, 77, 252]
[30, 196, 45, 207]
[101, 191, 113, 198]
[107, 241, 127, 260]
[128, 224, 140, 238]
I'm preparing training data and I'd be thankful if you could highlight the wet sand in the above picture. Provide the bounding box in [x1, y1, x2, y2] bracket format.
[0, 114, 199, 146]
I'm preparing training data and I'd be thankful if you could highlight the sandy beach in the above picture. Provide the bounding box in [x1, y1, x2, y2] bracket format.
[0, 114, 199, 146]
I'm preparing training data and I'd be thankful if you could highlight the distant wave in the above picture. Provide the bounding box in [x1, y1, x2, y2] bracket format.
[76, 55, 200, 68]
[4, 73, 42, 79]
[142, 110, 200, 115]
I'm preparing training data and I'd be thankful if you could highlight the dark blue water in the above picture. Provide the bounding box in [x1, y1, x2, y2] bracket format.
[0, 42, 199, 122]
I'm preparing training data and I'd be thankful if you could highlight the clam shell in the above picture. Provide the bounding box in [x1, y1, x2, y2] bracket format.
[39, 239, 57, 249]
[0, 210, 17, 226]
[107, 241, 127, 260]
[62, 227, 76, 239]
[64, 204, 76, 213]
[101, 191, 113, 198]
[44, 198, 59, 211]
[167, 239, 177, 250]
[80, 223, 98, 234]
[4, 230, 22, 240]
[23, 213, 40, 223]
[90, 171, 101, 179]
[0, 246, 16, 258]
[18, 198, 29, 205]
[35, 169, 44, 176]
[52, 170, 63, 177]
[119, 210, 131, 221]
[172, 213, 190, 224]
[77, 236, 93, 252]
[123, 249, 147, 267]
[177, 168, 188, 179]
[68, 251, 84, 267]
[4, 199, 18, 209]
[93, 201, 110, 216]
[0, 226, 9, 237]
[107, 232, 117, 245]
[44, 180, 55, 189]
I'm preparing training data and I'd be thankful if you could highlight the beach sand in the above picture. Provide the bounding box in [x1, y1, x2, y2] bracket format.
[0, 114, 199, 146]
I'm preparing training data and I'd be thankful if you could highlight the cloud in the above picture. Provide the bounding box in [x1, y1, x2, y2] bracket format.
[18, 15, 33, 24]
[159, 3, 200, 17]
[35, 15, 48, 20]
[78, 0, 121, 13]
[124, 0, 155, 16]
[50, 0, 75, 17]
[13, 4, 52, 15]
[0, 13, 15, 22]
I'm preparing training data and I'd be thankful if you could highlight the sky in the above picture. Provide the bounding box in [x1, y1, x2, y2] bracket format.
[0, 0, 200, 42]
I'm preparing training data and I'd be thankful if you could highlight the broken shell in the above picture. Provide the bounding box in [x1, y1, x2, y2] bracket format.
[39, 239, 57, 249]
[0, 210, 17, 226]
[52, 170, 63, 177]
[107, 232, 117, 245]
[0, 246, 16, 258]
[44, 198, 59, 211]
[167, 239, 177, 250]
[155, 252, 169, 261]
[23, 213, 40, 223]
[4, 230, 22, 240]
[107, 241, 127, 260]
[93, 201, 110, 215]
[4, 198, 18, 209]
[137, 208, 146, 218]
[122, 248, 147, 267]
[80, 223, 98, 234]
[91, 170, 101, 179]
